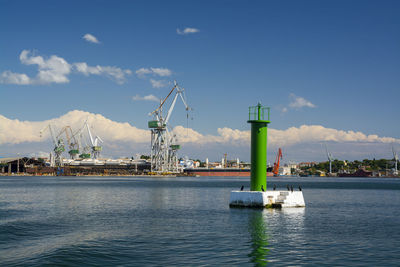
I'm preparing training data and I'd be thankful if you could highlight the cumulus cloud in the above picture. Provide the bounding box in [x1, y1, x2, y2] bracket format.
[269, 125, 399, 147]
[20, 50, 71, 84]
[151, 68, 172, 77]
[0, 50, 132, 85]
[74, 62, 132, 84]
[288, 93, 316, 109]
[176, 27, 200, 35]
[132, 94, 159, 102]
[0, 71, 31, 85]
[135, 68, 152, 77]
[2, 50, 73, 85]
[29, 151, 50, 158]
[0, 110, 149, 145]
[173, 127, 250, 145]
[135, 67, 172, 78]
[83, 33, 100, 44]
[150, 79, 167, 88]
[1, 111, 399, 160]
[172, 125, 400, 147]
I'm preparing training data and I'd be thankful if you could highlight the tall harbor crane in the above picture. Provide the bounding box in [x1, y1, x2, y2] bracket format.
[148, 80, 190, 173]
[85, 121, 103, 159]
[325, 145, 333, 175]
[40, 124, 65, 167]
[272, 148, 282, 176]
[57, 126, 80, 159]
[74, 126, 91, 159]
[393, 146, 398, 176]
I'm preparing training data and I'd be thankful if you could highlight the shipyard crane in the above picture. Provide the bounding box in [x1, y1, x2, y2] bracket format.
[70, 122, 92, 159]
[75, 126, 91, 159]
[272, 148, 282, 176]
[85, 121, 103, 159]
[393, 146, 398, 176]
[40, 124, 65, 167]
[57, 126, 80, 159]
[148, 80, 190, 173]
[325, 145, 333, 175]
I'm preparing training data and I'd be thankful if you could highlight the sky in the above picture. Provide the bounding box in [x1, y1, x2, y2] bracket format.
[1, 0, 399, 163]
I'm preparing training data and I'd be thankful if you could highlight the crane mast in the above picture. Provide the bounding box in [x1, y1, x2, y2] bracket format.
[57, 126, 80, 159]
[326, 145, 333, 175]
[393, 147, 398, 176]
[85, 121, 103, 159]
[74, 126, 91, 159]
[148, 81, 190, 173]
[40, 124, 65, 167]
[272, 148, 282, 176]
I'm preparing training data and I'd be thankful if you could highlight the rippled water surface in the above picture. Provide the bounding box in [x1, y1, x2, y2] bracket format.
[1, 176, 400, 266]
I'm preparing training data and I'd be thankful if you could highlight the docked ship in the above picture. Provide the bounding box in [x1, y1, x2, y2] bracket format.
[337, 169, 373, 177]
[184, 167, 274, 177]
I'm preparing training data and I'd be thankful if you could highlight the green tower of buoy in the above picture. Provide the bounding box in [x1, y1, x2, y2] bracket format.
[230, 103, 305, 208]
[247, 103, 270, 191]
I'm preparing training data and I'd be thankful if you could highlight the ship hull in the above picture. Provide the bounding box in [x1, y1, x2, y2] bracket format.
[184, 168, 274, 177]
[337, 169, 373, 177]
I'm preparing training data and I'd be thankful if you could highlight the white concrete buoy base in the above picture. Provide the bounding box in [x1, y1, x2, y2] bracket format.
[229, 190, 305, 208]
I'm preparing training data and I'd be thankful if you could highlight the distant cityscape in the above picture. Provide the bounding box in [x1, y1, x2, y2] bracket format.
[0, 154, 398, 178]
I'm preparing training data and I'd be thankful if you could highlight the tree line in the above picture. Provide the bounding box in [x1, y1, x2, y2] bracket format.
[299, 158, 397, 175]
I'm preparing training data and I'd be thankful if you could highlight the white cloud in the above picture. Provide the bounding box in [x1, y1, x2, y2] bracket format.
[150, 79, 167, 88]
[269, 125, 399, 147]
[0, 50, 131, 85]
[288, 93, 316, 109]
[176, 27, 200, 35]
[132, 94, 159, 102]
[83, 33, 100, 44]
[0, 71, 32, 85]
[74, 62, 132, 84]
[1, 111, 399, 161]
[172, 125, 400, 148]
[135, 67, 172, 78]
[150, 67, 172, 77]
[0, 110, 149, 145]
[74, 62, 102, 75]
[135, 68, 152, 77]
[29, 151, 50, 158]
[15, 50, 72, 84]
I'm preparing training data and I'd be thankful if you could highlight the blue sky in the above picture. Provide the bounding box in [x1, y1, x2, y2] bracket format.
[1, 0, 399, 162]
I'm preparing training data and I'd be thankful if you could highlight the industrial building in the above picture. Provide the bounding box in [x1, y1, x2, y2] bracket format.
[0, 157, 45, 175]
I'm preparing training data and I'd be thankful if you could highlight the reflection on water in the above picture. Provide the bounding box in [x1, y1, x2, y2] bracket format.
[2, 176, 400, 266]
[247, 208, 305, 265]
[248, 210, 269, 266]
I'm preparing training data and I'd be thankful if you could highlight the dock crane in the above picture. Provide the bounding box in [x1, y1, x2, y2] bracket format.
[272, 148, 282, 176]
[75, 126, 91, 159]
[393, 146, 398, 176]
[148, 80, 190, 173]
[57, 126, 80, 159]
[326, 145, 333, 175]
[85, 121, 103, 159]
[40, 124, 65, 167]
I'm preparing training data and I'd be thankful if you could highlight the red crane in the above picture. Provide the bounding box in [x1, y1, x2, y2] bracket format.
[272, 148, 282, 176]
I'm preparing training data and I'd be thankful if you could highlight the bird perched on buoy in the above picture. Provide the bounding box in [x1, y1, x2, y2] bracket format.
[261, 185, 265, 192]
[240, 185, 244, 191]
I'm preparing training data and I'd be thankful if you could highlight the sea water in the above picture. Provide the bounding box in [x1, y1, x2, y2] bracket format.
[1, 176, 400, 266]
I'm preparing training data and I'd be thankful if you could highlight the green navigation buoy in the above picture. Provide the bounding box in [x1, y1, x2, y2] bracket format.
[229, 103, 305, 208]
[247, 103, 270, 191]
